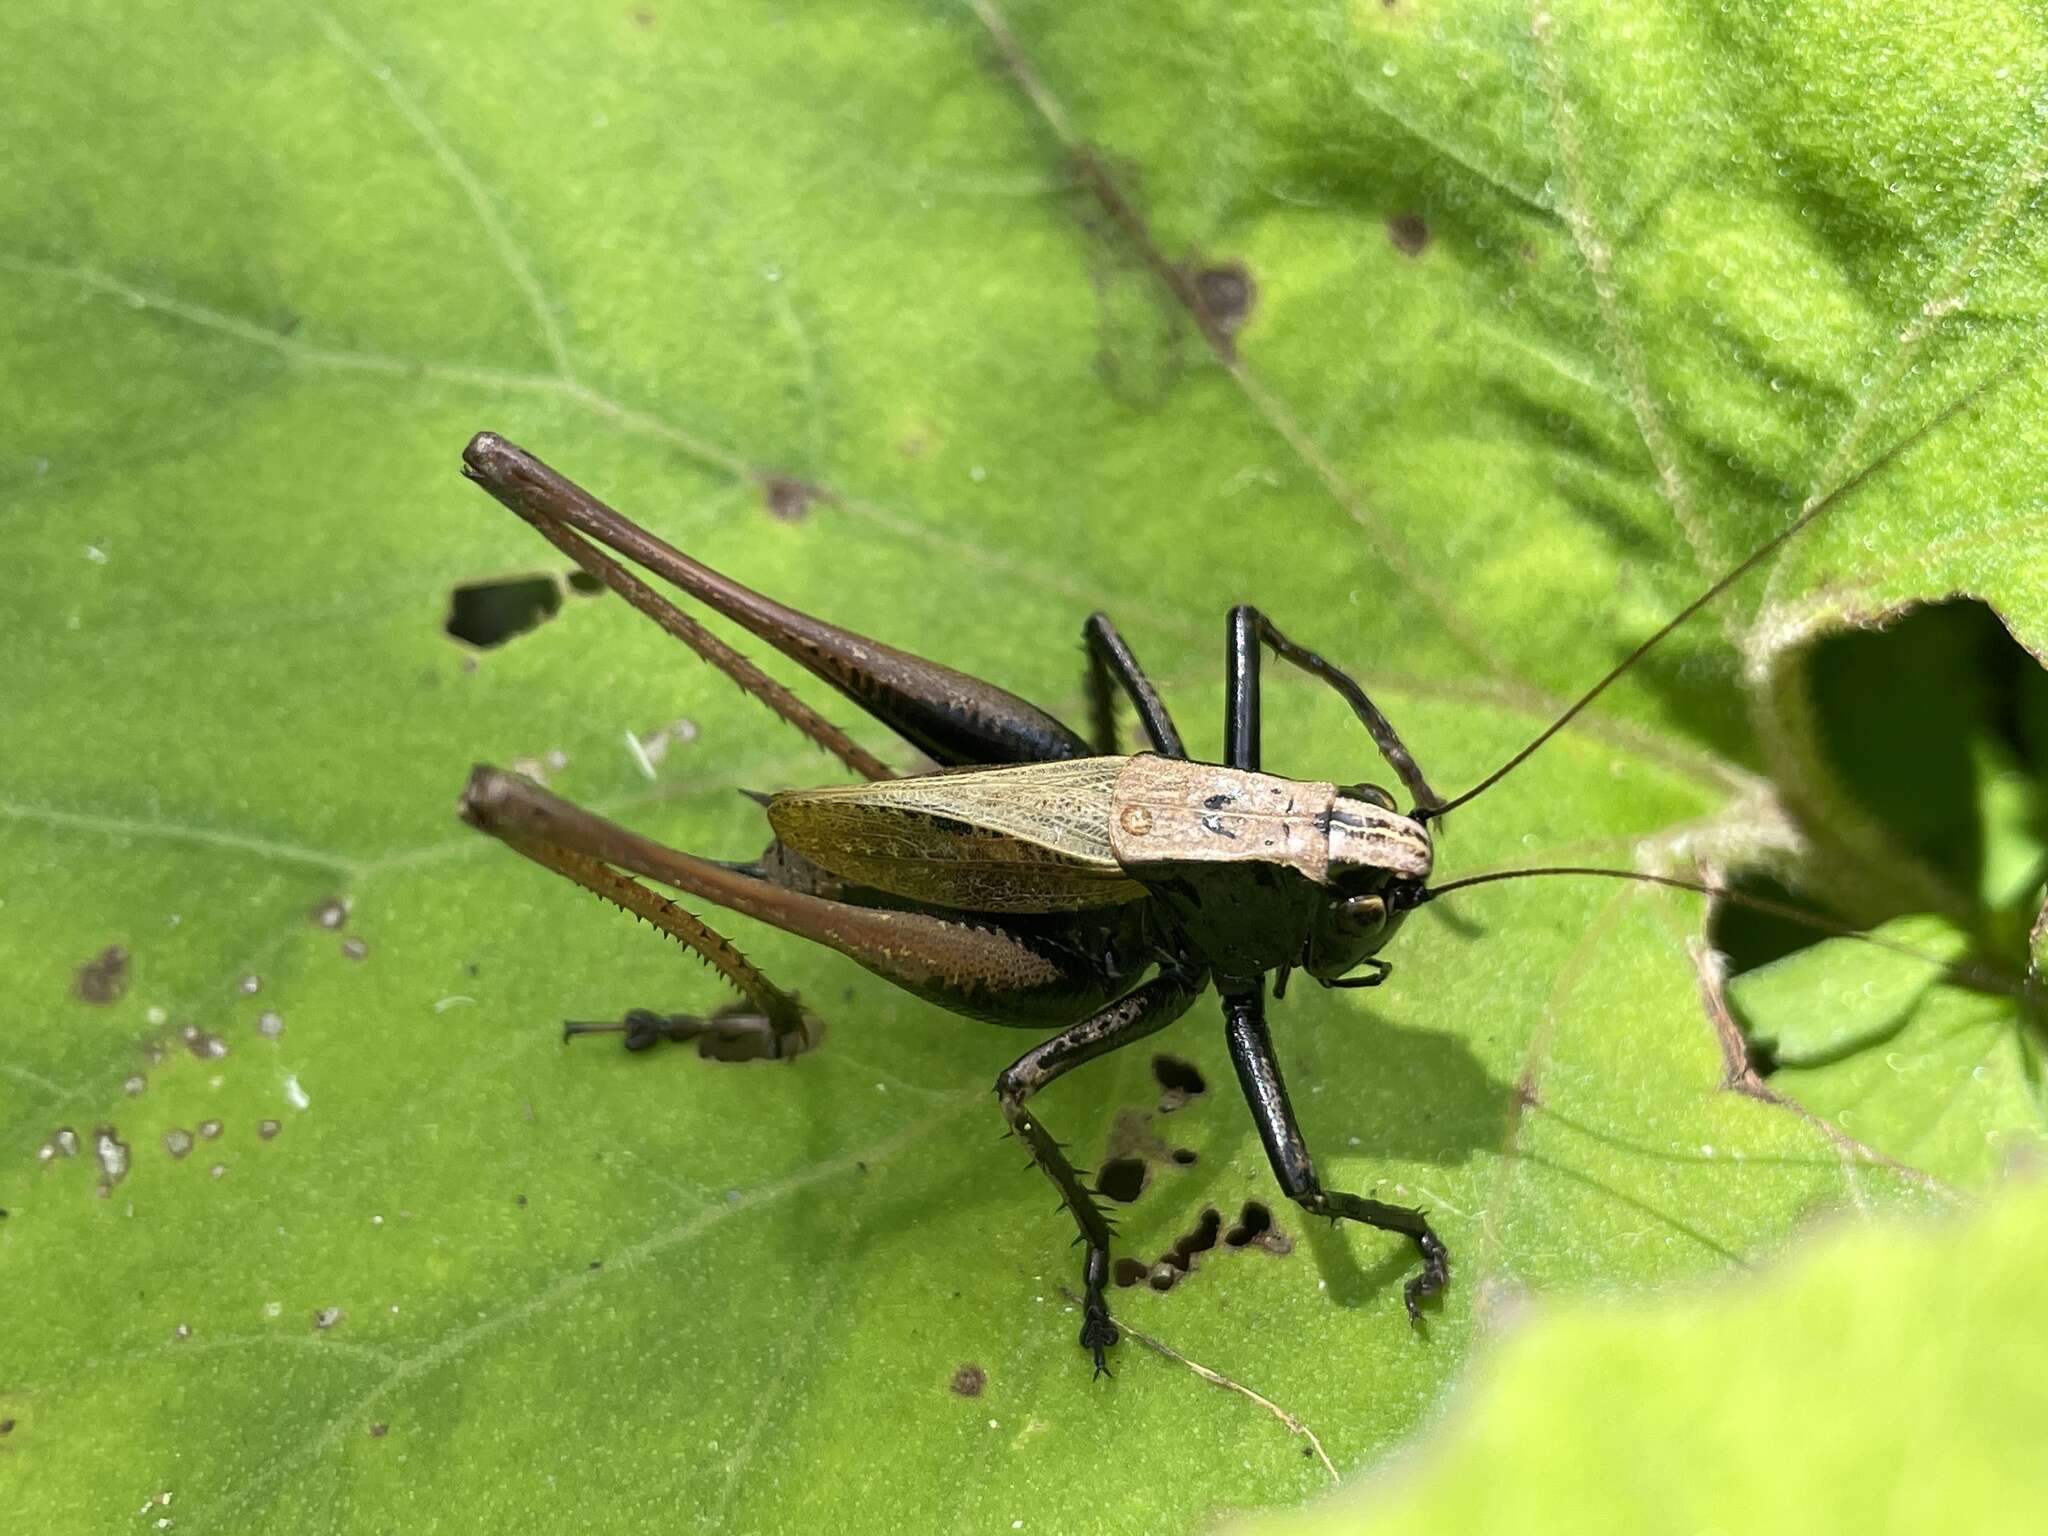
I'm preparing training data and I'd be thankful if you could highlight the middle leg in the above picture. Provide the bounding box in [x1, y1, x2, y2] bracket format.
[1221, 986, 1448, 1318]
[1225, 604, 1441, 811]
[997, 966, 1207, 1374]
[1082, 611, 1186, 759]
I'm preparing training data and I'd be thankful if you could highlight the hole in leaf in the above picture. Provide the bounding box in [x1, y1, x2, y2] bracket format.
[1714, 598, 2047, 1002]
[1709, 598, 2046, 1174]
[1151, 1054, 1206, 1112]
[444, 574, 564, 649]
[1209, 1200, 1291, 1256]
[1096, 1156, 1147, 1203]
[1224, 1201, 1273, 1248]
[1170, 1147, 1198, 1166]
[1112, 1256, 1147, 1288]
[1166, 1207, 1222, 1272]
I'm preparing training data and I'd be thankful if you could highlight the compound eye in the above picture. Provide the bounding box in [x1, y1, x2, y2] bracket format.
[1333, 894, 1388, 935]
[1338, 781, 1396, 811]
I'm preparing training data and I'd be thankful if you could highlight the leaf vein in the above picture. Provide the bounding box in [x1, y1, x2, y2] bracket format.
[307, 5, 577, 381]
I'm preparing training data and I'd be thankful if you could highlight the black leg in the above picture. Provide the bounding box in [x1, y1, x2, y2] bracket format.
[1225, 605, 1262, 772]
[1228, 604, 1441, 813]
[1083, 612, 1186, 759]
[1221, 987, 1448, 1318]
[997, 967, 1207, 1375]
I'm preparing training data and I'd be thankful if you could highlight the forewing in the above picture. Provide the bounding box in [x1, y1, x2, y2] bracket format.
[766, 757, 1146, 912]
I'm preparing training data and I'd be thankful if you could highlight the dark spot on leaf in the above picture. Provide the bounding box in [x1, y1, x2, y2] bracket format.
[182, 1026, 227, 1060]
[310, 897, 348, 930]
[1192, 261, 1255, 335]
[588, 1259, 603, 1270]
[369, 1422, 389, 1438]
[0, 1418, 13, 1434]
[762, 475, 821, 523]
[445, 573, 564, 649]
[1386, 213, 1431, 257]
[515, 1193, 527, 1207]
[1151, 1054, 1206, 1112]
[73, 946, 128, 1005]
[1170, 1147, 1198, 1166]
[564, 568, 603, 595]
[631, 6, 656, 26]
[949, 1364, 987, 1398]
[1096, 1157, 1147, 1203]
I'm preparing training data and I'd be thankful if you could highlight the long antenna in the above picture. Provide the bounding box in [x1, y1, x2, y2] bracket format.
[1426, 355, 2027, 820]
[1420, 864, 2015, 996]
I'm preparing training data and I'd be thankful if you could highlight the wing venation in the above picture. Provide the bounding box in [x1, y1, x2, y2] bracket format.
[767, 757, 1145, 912]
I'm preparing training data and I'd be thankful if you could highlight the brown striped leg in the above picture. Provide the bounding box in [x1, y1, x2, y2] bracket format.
[463, 434, 1094, 770]
[467, 782, 814, 1057]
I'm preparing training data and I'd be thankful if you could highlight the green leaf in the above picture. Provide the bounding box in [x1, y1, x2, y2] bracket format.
[4, 0, 2043, 1529]
[1231, 1174, 2048, 1536]
[1730, 918, 2047, 1188]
